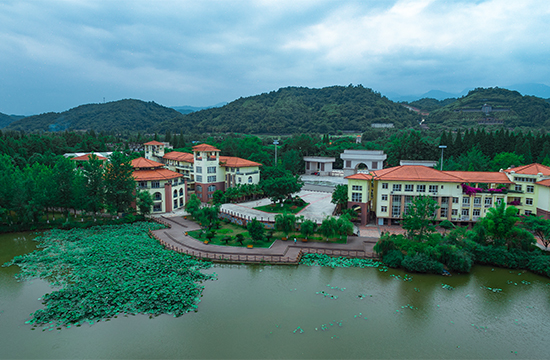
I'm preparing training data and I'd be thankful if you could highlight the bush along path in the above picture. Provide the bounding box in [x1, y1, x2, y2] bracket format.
[3, 222, 215, 330]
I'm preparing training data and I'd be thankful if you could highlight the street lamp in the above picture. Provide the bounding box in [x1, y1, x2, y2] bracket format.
[273, 140, 279, 165]
[439, 145, 447, 171]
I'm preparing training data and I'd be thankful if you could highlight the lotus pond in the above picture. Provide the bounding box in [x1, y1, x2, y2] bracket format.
[1, 227, 550, 359]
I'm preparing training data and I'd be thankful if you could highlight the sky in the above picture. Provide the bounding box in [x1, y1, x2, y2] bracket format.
[1, 0, 549, 115]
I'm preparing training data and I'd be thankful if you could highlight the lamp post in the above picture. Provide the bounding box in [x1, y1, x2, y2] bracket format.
[273, 140, 279, 165]
[439, 145, 447, 171]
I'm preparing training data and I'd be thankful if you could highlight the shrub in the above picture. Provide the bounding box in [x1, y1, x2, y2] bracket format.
[402, 253, 444, 274]
[383, 250, 404, 268]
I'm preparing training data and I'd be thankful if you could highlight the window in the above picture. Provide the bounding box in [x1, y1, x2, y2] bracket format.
[405, 184, 413, 192]
[151, 181, 160, 188]
[485, 198, 492, 205]
[179, 198, 184, 207]
[351, 192, 362, 202]
[208, 185, 216, 192]
[381, 206, 387, 212]
[440, 207, 448, 218]
[515, 184, 522, 191]
[392, 204, 401, 218]
[238, 177, 242, 183]
[462, 197, 470, 205]
[372, 162, 378, 169]
[462, 209, 469, 216]
[417, 185, 426, 192]
[473, 209, 480, 216]
[453, 197, 459, 203]
[381, 194, 388, 201]
[196, 166, 202, 173]
[346, 161, 352, 168]
[173, 199, 178, 208]
[196, 175, 202, 182]
[153, 192, 162, 201]
[179, 188, 184, 196]
[153, 204, 162, 212]
[352, 185, 363, 191]
[473, 197, 481, 205]
[392, 184, 402, 191]
[207, 166, 216, 174]
[138, 181, 147, 188]
[429, 185, 438, 193]
[452, 209, 458, 216]
[393, 195, 401, 202]
[526, 198, 533, 205]
[527, 185, 534, 193]
[525, 210, 532, 216]
[173, 190, 177, 197]
[382, 183, 388, 189]
[248, 176, 253, 183]
[441, 197, 449, 204]
[497, 198, 503, 205]
[208, 193, 213, 198]
[196, 185, 202, 193]
[207, 175, 216, 182]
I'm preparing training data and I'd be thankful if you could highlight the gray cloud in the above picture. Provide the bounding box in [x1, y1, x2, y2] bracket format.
[0, 0, 548, 115]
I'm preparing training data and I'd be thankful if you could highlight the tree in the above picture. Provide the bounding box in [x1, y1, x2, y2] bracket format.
[300, 219, 317, 239]
[490, 152, 524, 172]
[319, 216, 337, 241]
[235, 233, 245, 245]
[247, 218, 265, 243]
[212, 190, 225, 205]
[136, 190, 153, 216]
[335, 215, 354, 240]
[53, 156, 76, 219]
[104, 152, 135, 214]
[403, 196, 439, 241]
[274, 213, 296, 238]
[185, 194, 201, 215]
[331, 185, 348, 214]
[82, 153, 105, 217]
[195, 206, 220, 234]
[522, 215, 550, 248]
[261, 175, 303, 204]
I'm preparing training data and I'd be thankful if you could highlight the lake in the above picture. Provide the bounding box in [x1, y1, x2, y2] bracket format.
[1, 231, 549, 359]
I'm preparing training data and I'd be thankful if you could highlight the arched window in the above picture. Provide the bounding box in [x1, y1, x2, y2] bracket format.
[173, 189, 178, 198]
[196, 185, 202, 193]
[248, 176, 253, 183]
[154, 192, 162, 201]
[179, 188, 184, 196]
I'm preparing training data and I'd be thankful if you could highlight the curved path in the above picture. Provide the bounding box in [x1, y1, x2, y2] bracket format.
[150, 215, 378, 264]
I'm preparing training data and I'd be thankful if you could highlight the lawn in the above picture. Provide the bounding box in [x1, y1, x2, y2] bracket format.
[254, 202, 309, 214]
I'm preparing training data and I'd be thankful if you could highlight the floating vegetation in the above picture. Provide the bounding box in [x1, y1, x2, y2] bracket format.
[299, 254, 385, 270]
[293, 326, 304, 334]
[441, 284, 454, 290]
[315, 290, 338, 300]
[390, 274, 413, 282]
[3, 222, 214, 328]
[399, 304, 417, 311]
[326, 284, 345, 291]
[481, 286, 502, 293]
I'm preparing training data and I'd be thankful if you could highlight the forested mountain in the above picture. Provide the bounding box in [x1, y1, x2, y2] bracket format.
[5, 99, 185, 133]
[426, 87, 550, 128]
[407, 98, 457, 112]
[157, 85, 421, 134]
[0, 112, 25, 129]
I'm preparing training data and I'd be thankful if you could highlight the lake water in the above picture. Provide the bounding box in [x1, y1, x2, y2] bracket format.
[1, 231, 549, 359]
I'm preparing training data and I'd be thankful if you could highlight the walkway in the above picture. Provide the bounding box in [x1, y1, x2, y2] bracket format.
[150, 215, 378, 264]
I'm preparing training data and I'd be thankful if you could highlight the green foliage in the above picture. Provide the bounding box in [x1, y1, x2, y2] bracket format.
[382, 250, 404, 268]
[3, 222, 214, 327]
[246, 219, 265, 243]
[336, 215, 354, 239]
[104, 152, 135, 214]
[274, 213, 296, 237]
[136, 190, 154, 216]
[185, 194, 201, 215]
[403, 196, 439, 241]
[401, 253, 445, 274]
[521, 215, 550, 248]
[300, 219, 317, 239]
[319, 216, 338, 240]
[331, 185, 348, 214]
[211, 190, 225, 205]
[373, 233, 398, 257]
[261, 175, 303, 204]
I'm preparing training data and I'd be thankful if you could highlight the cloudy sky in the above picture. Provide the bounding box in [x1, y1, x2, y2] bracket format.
[1, 0, 549, 115]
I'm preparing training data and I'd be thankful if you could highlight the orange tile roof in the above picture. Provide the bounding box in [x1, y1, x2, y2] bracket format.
[163, 151, 194, 163]
[192, 144, 220, 152]
[537, 179, 550, 187]
[71, 153, 107, 161]
[144, 141, 165, 146]
[219, 156, 262, 168]
[371, 165, 463, 182]
[345, 173, 374, 180]
[446, 171, 512, 184]
[131, 157, 164, 169]
[133, 169, 183, 181]
[504, 163, 550, 176]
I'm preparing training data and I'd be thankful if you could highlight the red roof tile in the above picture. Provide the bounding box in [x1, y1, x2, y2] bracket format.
[163, 151, 194, 163]
[345, 173, 374, 180]
[131, 157, 164, 169]
[192, 144, 220, 152]
[71, 153, 107, 161]
[446, 171, 512, 184]
[133, 169, 183, 181]
[219, 156, 262, 168]
[537, 179, 550, 187]
[504, 163, 550, 176]
[144, 141, 165, 146]
[371, 166, 463, 182]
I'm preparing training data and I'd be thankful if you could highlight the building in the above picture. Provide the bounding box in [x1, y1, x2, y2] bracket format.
[341, 150, 387, 177]
[303, 156, 335, 176]
[143, 141, 262, 203]
[132, 157, 186, 213]
[345, 163, 550, 226]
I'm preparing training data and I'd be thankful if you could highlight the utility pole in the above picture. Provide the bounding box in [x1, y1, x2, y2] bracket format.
[439, 145, 447, 171]
[273, 140, 279, 165]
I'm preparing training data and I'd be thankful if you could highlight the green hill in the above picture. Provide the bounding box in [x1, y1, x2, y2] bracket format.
[0, 113, 25, 129]
[426, 87, 550, 128]
[5, 99, 185, 133]
[158, 85, 421, 134]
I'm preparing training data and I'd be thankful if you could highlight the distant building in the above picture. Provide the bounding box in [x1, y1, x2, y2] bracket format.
[340, 150, 387, 177]
[303, 156, 335, 176]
